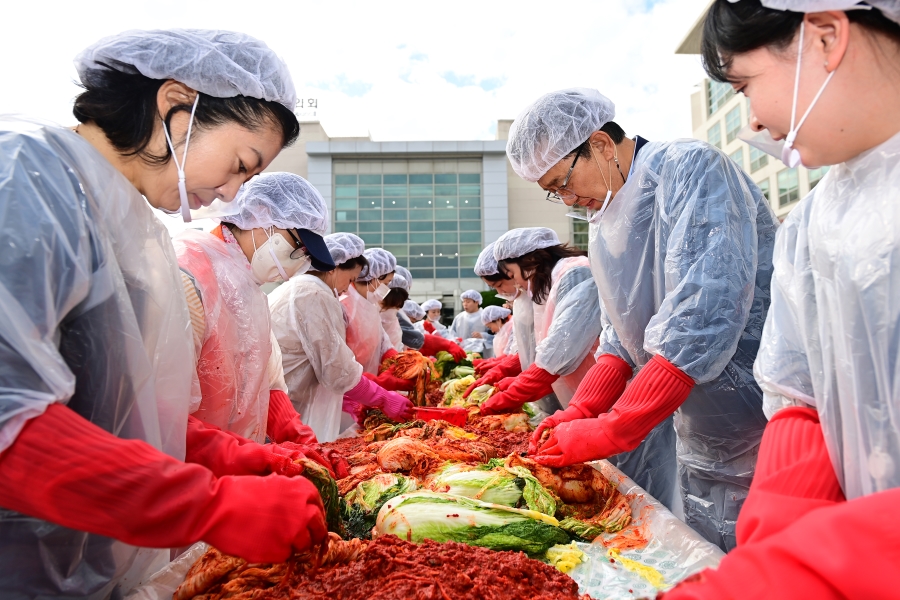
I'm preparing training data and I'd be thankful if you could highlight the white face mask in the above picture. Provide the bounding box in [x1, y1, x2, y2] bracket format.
[161, 95, 200, 223]
[497, 287, 520, 302]
[367, 282, 390, 304]
[250, 228, 311, 284]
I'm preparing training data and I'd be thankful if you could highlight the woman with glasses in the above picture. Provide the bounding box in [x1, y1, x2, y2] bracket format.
[508, 87, 778, 551]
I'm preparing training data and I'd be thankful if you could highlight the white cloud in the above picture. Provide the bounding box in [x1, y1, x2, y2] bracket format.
[1, 0, 710, 142]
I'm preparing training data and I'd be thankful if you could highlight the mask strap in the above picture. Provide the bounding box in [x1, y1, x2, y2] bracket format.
[784, 21, 836, 157]
[161, 94, 200, 222]
[264, 228, 290, 281]
[590, 150, 614, 223]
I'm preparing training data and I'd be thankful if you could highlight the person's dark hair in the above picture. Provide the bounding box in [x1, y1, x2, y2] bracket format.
[498, 243, 586, 305]
[701, 0, 900, 83]
[73, 66, 300, 165]
[568, 121, 627, 160]
[338, 254, 369, 272]
[381, 287, 408, 310]
[481, 271, 512, 283]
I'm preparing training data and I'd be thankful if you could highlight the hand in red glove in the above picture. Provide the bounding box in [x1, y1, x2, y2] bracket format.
[419, 333, 467, 361]
[380, 347, 399, 363]
[735, 406, 845, 545]
[479, 365, 558, 416]
[272, 441, 337, 479]
[186, 416, 306, 478]
[661, 488, 900, 600]
[423, 320, 436, 334]
[314, 446, 351, 480]
[473, 357, 501, 376]
[534, 354, 693, 468]
[344, 375, 415, 422]
[363, 370, 415, 392]
[267, 389, 319, 445]
[529, 354, 633, 454]
[463, 353, 523, 398]
[0, 403, 328, 563]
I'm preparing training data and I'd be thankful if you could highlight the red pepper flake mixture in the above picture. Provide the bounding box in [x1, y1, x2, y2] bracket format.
[174, 535, 594, 600]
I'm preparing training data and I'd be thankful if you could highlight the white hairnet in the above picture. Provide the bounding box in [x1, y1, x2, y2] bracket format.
[358, 248, 397, 282]
[753, 0, 900, 24]
[421, 299, 442, 311]
[474, 243, 499, 277]
[482, 305, 511, 325]
[507, 88, 615, 182]
[325, 232, 365, 265]
[461, 290, 483, 304]
[389, 274, 408, 290]
[403, 299, 425, 320]
[75, 29, 297, 110]
[224, 172, 327, 233]
[494, 227, 561, 261]
[392, 266, 413, 291]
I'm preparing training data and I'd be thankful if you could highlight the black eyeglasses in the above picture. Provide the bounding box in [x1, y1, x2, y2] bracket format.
[286, 229, 307, 260]
[546, 153, 580, 204]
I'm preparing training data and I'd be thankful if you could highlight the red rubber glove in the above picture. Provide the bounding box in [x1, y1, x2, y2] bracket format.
[473, 357, 501, 376]
[463, 353, 523, 398]
[529, 354, 633, 454]
[0, 404, 327, 563]
[661, 488, 900, 600]
[423, 320, 436, 334]
[312, 445, 351, 480]
[267, 389, 319, 445]
[381, 347, 399, 363]
[419, 333, 467, 361]
[187, 416, 337, 478]
[364, 370, 415, 392]
[343, 375, 415, 422]
[479, 365, 558, 415]
[534, 354, 693, 467]
[736, 406, 845, 545]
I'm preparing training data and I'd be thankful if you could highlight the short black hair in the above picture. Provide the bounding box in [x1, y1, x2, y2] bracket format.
[338, 254, 369, 272]
[701, 0, 900, 83]
[568, 121, 627, 161]
[381, 287, 409, 310]
[498, 243, 587, 305]
[73, 65, 300, 165]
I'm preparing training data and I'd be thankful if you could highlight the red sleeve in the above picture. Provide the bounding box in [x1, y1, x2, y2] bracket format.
[266, 389, 318, 445]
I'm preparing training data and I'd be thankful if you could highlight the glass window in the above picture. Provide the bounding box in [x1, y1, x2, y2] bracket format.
[460, 232, 481, 243]
[383, 197, 407, 208]
[360, 233, 381, 245]
[777, 168, 800, 208]
[707, 122, 723, 149]
[358, 197, 382, 208]
[808, 166, 830, 189]
[334, 222, 356, 233]
[707, 79, 734, 115]
[358, 221, 381, 233]
[571, 219, 589, 251]
[335, 175, 357, 185]
[358, 186, 382, 197]
[435, 208, 458, 220]
[383, 209, 408, 221]
[459, 221, 481, 231]
[434, 173, 457, 184]
[725, 105, 742, 143]
[335, 210, 355, 222]
[437, 256, 459, 267]
[383, 233, 407, 244]
[409, 197, 433, 208]
[383, 244, 408, 257]
[409, 185, 433, 196]
[383, 221, 407, 232]
[410, 256, 433, 268]
[409, 221, 433, 232]
[409, 209, 433, 221]
[434, 221, 456, 232]
[435, 244, 457, 256]
[383, 185, 408, 197]
[359, 174, 381, 185]
[410, 244, 434, 256]
[459, 184, 481, 196]
[459, 208, 481, 220]
[435, 232, 458, 243]
[729, 147, 744, 169]
[757, 178, 771, 201]
[749, 146, 769, 172]
[334, 185, 357, 198]
[410, 233, 434, 243]
[409, 174, 433, 184]
[460, 244, 482, 256]
[460, 197, 480, 207]
[335, 198, 356, 210]
[459, 173, 480, 184]
[411, 268, 435, 279]
[435, 185, 457, 196]
[436, 268, 459, 278]
[358, 209, 381, 221]
[383, 174, 407, 184]
[460, 255, 477, 268]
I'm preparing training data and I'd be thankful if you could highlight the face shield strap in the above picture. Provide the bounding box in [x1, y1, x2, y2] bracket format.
[161, 94, 201, 222]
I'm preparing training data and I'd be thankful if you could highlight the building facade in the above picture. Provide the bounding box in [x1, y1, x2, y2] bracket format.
[677, 9, 828, 220]
[266, 120, 580, 306]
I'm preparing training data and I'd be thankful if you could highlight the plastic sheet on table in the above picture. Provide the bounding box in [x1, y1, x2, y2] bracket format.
[124, 543, 208, 600]
[568, 461, 724, 599]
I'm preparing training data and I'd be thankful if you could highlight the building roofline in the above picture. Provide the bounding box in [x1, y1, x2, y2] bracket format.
[675, 0, 713, 55]
[306, 140, 508, 156]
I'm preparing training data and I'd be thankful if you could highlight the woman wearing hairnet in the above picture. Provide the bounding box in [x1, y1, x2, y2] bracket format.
[418, 298, 451, 338]
[402, 299, 426, 323]
[343, 247, 399, 375]
[386, 266, 425, 351]
[0, 29, 329, 596]
[469, 242, 524, 375]
[450, 290, 485, 341]
[176, 172, 348, 475]
[481, 305, 513, 359]
[661, 2, 900, 597]
[513, 88, 777, 551]
[269, 234, 414, 442]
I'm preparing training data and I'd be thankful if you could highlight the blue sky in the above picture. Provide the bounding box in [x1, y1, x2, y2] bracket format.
[1, 0, 711, 142]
